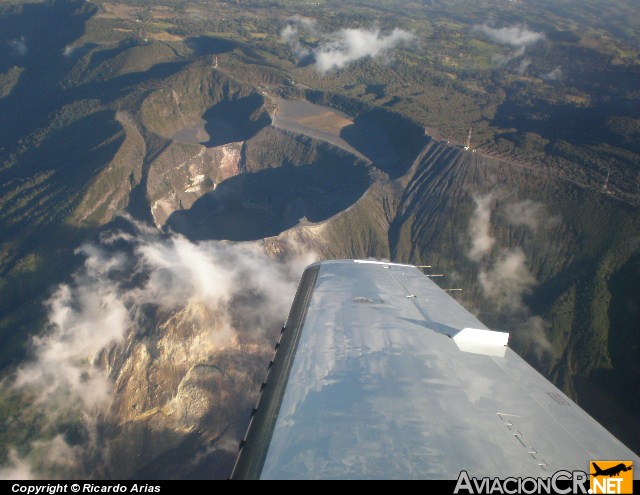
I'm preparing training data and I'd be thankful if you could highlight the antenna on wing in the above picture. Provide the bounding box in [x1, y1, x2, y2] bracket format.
[464, 127, 473, 151]
[603, 168, 611, 193]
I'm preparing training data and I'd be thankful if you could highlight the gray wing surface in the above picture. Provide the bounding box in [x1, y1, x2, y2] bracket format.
[232, 260, 639, 480]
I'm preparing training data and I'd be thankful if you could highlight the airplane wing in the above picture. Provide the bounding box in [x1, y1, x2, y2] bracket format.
[231, 260, 640, 480]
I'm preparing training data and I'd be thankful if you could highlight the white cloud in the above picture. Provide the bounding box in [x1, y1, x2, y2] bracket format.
[468, 194, 496, 262]
[16, 225, 313, 409]
[280, 16, 317, 61]
[515, 57, 532, 76]
[6, 219, 315, 478]
[0, 450, 35, 480]
[466, 194, 555, 359]
[314, 28, 416, 73]
[468, 194, 538, 311]
[285, 15, 317, 32]
[505, 199, 545, 232]
[519, 316, 554, 361]
[475, 23, 545, 48]
[478, 248, 535, 312]
[473, 23, 544, 68]
[543, 66, 563, 82]
[9, 37, 28, 57]
[282, 18, 416, 73]
[15, 245, 132, 409]
[0, 436, 83, 480]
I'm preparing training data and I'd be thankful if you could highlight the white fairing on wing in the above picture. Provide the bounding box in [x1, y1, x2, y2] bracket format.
[454, 328, 509, 357]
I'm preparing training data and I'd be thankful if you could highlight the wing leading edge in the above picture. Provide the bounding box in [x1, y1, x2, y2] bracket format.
[232, 260, 639, 480]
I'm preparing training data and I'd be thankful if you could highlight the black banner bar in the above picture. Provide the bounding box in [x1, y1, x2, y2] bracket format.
[1, 479, 639, 490]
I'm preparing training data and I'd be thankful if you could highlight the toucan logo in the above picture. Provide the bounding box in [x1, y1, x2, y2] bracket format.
[590, 461, 633, 494]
